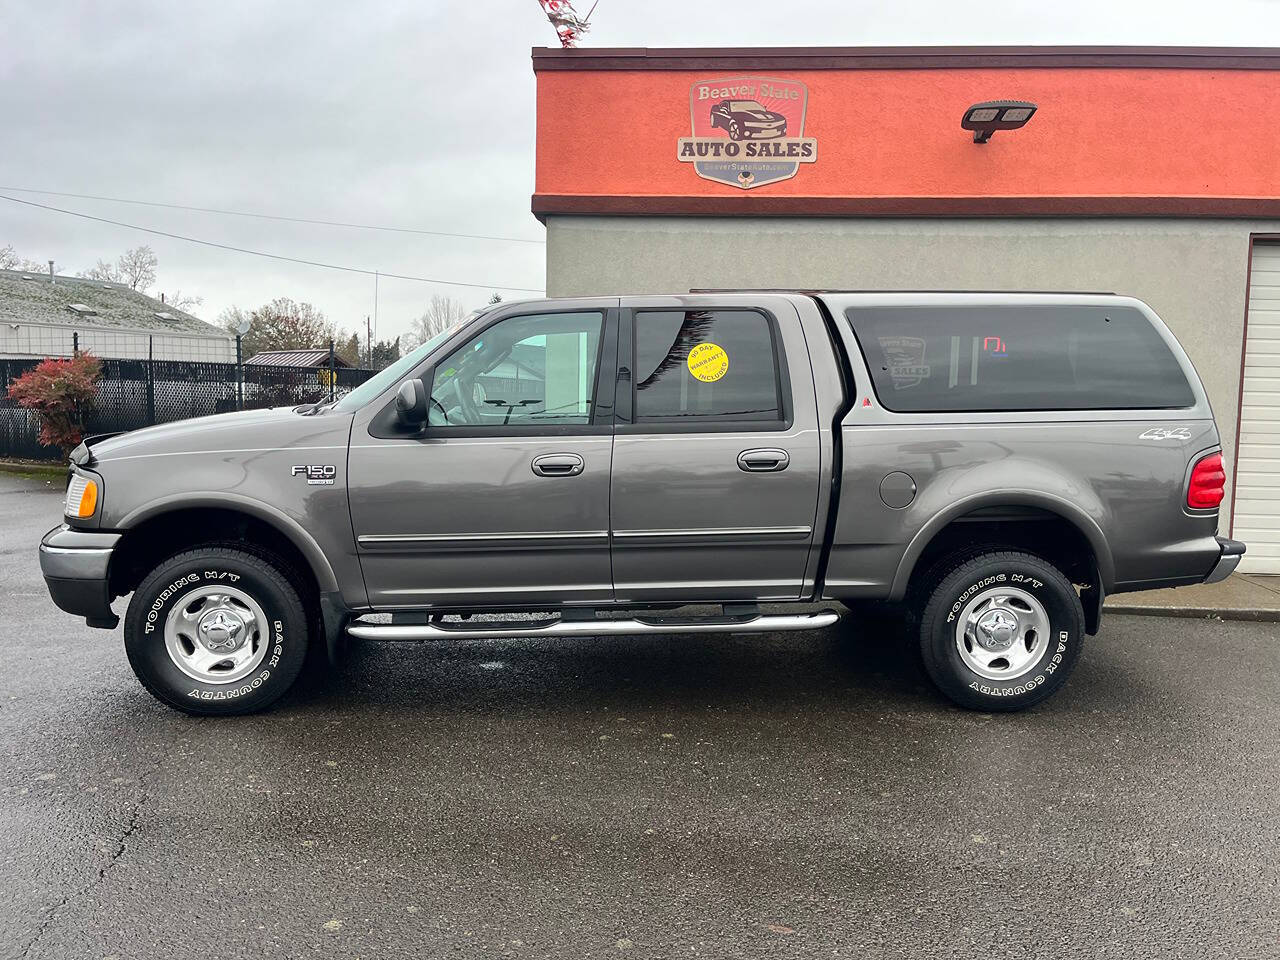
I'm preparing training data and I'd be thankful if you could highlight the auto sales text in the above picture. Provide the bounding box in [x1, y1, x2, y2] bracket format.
[677, 138, 818, 161]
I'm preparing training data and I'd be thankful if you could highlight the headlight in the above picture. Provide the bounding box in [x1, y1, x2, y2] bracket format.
[66, 473, 99, 518]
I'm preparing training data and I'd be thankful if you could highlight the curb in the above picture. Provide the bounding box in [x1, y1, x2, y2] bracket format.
[1105, 604, 1280, 623]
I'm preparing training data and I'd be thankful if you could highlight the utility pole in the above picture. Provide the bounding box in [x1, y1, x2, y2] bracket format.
[328, 338, 336, 402]
[366, 315, 372, 369]
[146, 335, 156, 425]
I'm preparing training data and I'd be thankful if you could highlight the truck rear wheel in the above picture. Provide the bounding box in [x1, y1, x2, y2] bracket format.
[918, 550, 1084, 711]
[124, 546, 310, 716]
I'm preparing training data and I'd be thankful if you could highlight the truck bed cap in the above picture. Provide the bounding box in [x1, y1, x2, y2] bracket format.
[688, 288, 1118, 295]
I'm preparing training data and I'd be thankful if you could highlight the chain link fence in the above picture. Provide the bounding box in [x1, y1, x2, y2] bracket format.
[1, 340, 376, 461]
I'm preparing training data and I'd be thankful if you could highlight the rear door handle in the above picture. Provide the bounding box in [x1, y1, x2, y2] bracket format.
[531, 453, 585, 477]
[738, 448, 790, 472]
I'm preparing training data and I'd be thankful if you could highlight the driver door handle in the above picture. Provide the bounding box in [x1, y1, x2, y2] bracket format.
[738, 448, 790, 472]
[531, 453, 585, 477]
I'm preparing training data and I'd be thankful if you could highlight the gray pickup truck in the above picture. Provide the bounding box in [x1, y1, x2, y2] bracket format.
[40, 292, 1243, 715]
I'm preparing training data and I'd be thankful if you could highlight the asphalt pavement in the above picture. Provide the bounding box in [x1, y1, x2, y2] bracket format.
[1, 470, 1277, 959]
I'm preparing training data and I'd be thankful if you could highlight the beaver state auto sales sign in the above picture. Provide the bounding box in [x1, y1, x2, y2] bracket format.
[677, 76, 817, 189]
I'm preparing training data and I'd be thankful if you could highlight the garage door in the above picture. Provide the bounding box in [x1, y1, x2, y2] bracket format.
[1234, 241, 1280, 574]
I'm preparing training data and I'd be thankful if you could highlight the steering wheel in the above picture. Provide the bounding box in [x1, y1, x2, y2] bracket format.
[452, 376, 481, 423]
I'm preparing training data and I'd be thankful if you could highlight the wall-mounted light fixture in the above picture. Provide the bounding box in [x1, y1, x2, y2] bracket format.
[962, 100, 1037, 143]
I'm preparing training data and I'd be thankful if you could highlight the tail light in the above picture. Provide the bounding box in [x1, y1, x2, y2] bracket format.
[1187, 453, 1225, 510]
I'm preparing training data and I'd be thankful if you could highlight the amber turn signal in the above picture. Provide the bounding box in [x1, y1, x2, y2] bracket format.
[65, 474, 98, 518]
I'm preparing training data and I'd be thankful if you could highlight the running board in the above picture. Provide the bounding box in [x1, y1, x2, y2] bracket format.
[346, 610, 840, 641]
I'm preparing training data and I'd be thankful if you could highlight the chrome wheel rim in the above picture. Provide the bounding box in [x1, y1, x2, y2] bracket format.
[164, 585, 269, 684]
[954, 585, 1050, 682]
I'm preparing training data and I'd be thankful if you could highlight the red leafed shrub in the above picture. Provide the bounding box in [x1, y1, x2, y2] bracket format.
[7, 353, 103, 456]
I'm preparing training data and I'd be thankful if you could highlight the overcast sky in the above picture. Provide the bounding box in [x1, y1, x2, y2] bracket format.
[3, 0, 1279, 345]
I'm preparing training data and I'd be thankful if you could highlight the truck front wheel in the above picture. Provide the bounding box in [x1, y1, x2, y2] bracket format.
[123, 546, 310, 715]
[918, 551, 1084, 711]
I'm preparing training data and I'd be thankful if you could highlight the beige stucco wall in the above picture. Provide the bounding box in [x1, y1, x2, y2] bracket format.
[547, 215, 1276, 521]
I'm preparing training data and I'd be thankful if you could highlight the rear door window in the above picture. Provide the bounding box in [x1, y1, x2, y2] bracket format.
[632, 309, 785, 425]
[847, 305, 1195, 412]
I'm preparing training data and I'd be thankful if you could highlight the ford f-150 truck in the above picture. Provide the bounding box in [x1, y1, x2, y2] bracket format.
[39, 292, 1244, 715]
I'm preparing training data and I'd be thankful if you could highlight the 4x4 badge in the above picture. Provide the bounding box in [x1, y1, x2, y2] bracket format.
[1138, 426, 1193, 441]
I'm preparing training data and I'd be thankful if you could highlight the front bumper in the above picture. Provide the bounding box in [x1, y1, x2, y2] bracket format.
[1204, 536, 1246, 584]
[39, 525, 121, 628]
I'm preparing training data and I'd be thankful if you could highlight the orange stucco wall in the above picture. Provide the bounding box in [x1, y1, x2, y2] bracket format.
[535, 67, 1280, 200]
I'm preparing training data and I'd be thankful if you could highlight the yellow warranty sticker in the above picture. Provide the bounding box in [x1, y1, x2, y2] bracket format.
[687, 342, 729, 383]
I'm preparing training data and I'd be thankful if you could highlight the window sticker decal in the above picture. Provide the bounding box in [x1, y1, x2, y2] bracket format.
[877, 336, 929, 390]
[687, 342, 729, 383]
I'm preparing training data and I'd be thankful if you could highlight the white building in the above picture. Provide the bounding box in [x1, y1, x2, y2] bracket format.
[0, 268, 233, 362]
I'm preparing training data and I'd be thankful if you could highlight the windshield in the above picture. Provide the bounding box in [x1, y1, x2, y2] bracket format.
[730, 100, 766, 111]
[330, 325, 457, 413]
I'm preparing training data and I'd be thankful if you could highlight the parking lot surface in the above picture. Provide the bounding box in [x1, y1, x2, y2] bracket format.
[1, 471, 1277, 959]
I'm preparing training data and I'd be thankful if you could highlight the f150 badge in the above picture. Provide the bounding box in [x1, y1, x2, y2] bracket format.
[292, 465, 336, 485]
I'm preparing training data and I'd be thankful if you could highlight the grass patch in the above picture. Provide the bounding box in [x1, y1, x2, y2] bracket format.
[0, 458, 67, 480]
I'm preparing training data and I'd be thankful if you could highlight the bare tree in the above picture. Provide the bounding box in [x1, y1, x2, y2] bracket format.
[80, 258, 122, 283]
[159, 290, 204, 314]
[219, 305, 249, 335]
[117, 245, 158, 291]
[404, 295, 470, 350]
[80, 245, 158, 291]
[2, 245, 58, 273]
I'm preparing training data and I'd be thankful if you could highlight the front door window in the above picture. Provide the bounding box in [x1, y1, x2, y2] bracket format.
[428, 311, 604, 427]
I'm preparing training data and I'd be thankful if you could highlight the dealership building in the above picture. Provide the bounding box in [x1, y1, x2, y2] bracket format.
[532, 45, 1280, 572]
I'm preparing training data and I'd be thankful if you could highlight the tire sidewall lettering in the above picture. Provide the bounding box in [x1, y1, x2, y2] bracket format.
[936, 561, 1078, 706]
[268, 619, 284, 669]
[945, 572, 1007, 625]
[946, 571, 1048, 625]
[138, 567, 283, 695]
[187, 669, 271, 701]
[144, 569, 243, 635]
[964, 617, 1072, 699]
[125, 549, 308, 715]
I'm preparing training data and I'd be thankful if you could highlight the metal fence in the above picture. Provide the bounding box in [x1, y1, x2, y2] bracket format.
[1, 354, 376, 461]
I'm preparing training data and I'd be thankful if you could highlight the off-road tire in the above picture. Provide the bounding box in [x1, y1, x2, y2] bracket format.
[918, 550, 1084, 712]
[124, 546, 310, 716]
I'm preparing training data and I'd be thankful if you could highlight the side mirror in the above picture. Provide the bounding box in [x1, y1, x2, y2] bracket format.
[395, 379, 428, 427]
